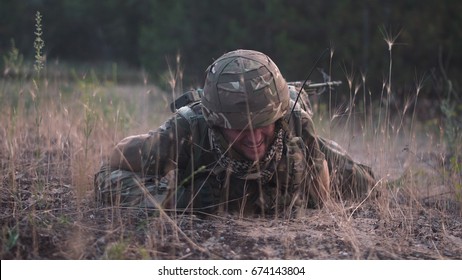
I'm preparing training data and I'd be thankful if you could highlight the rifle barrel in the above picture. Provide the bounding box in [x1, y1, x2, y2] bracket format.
[306, 81, 342, 88]
[288, 80, 342, 88]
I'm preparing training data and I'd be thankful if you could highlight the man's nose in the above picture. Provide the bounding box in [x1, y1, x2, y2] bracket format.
[246, 128, 263, 143]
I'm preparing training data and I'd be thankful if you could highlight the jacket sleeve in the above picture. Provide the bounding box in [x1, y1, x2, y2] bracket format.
[109, 114, 192, 177]
[298, 109, 326, 167]
[298, 108, 331, 207]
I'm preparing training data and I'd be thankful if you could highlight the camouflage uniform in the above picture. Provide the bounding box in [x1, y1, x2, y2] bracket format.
[95, 50, 375, 215]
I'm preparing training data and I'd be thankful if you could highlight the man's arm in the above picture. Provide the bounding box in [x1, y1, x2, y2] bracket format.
[297, 108, 331, 207]
[109, 134, 149, 172]
[317, 159, 331, 206]
[109, 115, 193, 177]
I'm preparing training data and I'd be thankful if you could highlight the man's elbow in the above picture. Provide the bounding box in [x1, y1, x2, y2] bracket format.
[109, 147, 125, 169]
[108, 137, 145, 172]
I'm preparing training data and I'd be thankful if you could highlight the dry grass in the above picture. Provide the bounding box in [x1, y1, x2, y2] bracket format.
[1, 50, 461, 259]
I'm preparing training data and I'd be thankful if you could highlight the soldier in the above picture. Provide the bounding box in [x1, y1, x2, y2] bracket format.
[95, 49, 376, 216]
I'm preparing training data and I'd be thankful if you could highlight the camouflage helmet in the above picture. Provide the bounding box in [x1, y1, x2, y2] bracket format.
[201, 49, 290, 129]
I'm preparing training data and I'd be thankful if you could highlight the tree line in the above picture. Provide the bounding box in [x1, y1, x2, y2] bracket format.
[1, 0, 460, 97]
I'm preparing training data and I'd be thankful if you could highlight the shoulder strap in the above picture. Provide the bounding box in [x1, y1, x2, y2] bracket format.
[176, 102, 209, 185]
[282, 99, 303, 138]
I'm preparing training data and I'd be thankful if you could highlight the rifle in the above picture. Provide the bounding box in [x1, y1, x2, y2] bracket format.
[285, 80, 342, 117]
[287, 80, 342, 95]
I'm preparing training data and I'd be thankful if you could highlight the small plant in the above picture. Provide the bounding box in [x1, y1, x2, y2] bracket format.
[3, 39, 24, 77]
[33, 11, 45, 75]
[83, 102, 97, 160]
[449, 155, 462, 202]
[440, 79, 461, 205]
[2, 40, 26, 123]
[440, 83, 461, 153]
[2, 226, 19, 254]
[104, 241, 128, 260]
[31, 11, 46, 152]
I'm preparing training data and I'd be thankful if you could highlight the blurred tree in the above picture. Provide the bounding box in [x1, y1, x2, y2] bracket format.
[0, 0, 34, 58]
[0, 0, 460, 97]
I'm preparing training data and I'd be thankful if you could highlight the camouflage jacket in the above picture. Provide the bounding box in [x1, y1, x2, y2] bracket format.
[96, 89, 376, 214]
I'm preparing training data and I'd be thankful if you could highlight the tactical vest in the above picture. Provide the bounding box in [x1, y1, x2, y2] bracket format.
[170, 87, 376, 213]
[167, 87, 324, 214]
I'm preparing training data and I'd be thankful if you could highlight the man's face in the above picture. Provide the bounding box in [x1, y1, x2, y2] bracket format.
[220, 123, 276, 161]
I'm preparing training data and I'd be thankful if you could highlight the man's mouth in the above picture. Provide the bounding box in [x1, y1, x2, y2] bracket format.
[243, 139, 264, 149]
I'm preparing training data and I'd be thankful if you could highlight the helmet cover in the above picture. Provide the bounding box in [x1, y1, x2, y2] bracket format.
[201, 49, 290, 129]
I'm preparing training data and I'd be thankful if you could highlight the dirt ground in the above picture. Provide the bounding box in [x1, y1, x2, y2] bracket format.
[1, 142, 461, 260]
[1, 190, 462, 260]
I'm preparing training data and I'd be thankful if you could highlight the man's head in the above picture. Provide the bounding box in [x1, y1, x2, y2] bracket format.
[201, 49, 290, 130]
[201, 49, 290, 161]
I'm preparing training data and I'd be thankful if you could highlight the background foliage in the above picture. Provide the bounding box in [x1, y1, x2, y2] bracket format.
[1, 0, 461, 94]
